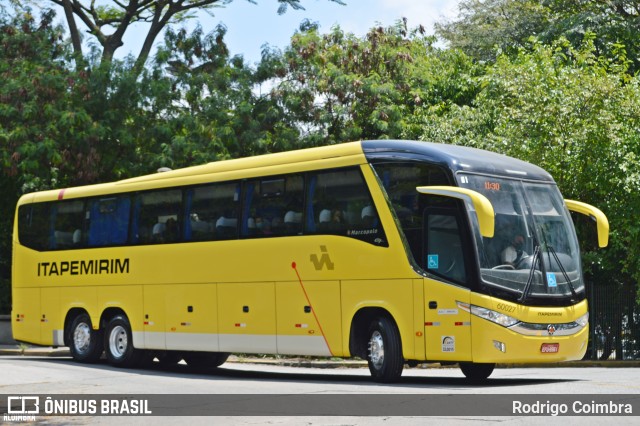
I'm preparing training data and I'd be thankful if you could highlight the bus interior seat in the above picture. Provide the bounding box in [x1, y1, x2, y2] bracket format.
[317, 209, 331, 232]
[284, 210, 302, 235]
[216, 217, 237, 239]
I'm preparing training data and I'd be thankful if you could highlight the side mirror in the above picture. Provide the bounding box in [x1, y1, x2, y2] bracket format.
[416, 186, 495, 238]
[564, 200, 609, 248]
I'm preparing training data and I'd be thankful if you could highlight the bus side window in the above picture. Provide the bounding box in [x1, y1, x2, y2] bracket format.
[242, 174, 304, 238]
[306, 167, 387, 246]
[88, 197, 131, 247]
[17, 203, 51, 251]
[135, 189, 183, 244]
[187, 182, 240, 241]
[425, 208, 468, 286]
[52, 200, 85, 250]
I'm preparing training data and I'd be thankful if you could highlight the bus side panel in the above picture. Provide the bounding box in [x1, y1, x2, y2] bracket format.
[60, 286, 99, 328]
[218, 282, 277, 354]
[12, 288, 41, 345]
[40, 287, 61, 346]
[423, 278, 471, 362]
[142, 284, 166, 350]
[341, 279, 414, 360]
[164, 283, 219, 352]
[412, 279, 426, 361]
[275, 280, 340, 356]
[98, 285, 143, 347]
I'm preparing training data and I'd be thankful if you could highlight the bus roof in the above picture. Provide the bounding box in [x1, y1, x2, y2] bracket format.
[20, 140, 555, 204]
[363, 140, 554, 183]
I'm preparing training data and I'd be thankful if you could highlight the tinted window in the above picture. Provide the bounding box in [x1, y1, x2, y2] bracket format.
[17, 203, 51, 251]
[133, 189, 183, 244]
[52, 200, 85, 249]
[425, 210, 468, 285]
[187, 182, 240, 241]
[87, 197, 130, 247]
[243, 175, 304, 238]
[307, 168, 387, 246]
[373, 162, 450, 264]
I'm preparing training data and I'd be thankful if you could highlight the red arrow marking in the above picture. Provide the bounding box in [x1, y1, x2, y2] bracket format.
[291, 261, 333, 355]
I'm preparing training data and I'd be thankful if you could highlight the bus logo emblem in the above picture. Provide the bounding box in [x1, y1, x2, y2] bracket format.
[547, 324, 556, 336]
[310, 246, 334, 271]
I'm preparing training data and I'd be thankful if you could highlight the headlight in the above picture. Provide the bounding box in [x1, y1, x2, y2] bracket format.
[575, 312, 589, 327]
[470, 305, 519, 328]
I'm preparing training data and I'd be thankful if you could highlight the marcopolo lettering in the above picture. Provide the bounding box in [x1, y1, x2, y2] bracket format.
[37, 258, 130, 277]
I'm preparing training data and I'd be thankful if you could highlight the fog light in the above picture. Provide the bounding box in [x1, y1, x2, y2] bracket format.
[493, 340, 506, 353]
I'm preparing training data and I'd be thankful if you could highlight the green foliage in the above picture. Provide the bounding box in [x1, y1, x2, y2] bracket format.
[144, 24, 296, 168]
[439, 0, 640, 73]
[436, 0, 550, 63]
[267, 19, 482, 145]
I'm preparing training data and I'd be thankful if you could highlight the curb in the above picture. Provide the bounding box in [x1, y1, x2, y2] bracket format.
[1, 347, 640, 368]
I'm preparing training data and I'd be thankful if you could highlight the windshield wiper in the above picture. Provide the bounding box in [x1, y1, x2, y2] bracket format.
[519, 245, 540, 304]
[547, 244, 578, 300]
[537, 225, 578, 300]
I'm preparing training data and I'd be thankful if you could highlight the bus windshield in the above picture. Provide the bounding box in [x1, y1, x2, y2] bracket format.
[459, 174, 584, 305]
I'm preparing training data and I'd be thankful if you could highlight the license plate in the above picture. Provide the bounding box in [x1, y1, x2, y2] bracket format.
[541, 343, 559, 353]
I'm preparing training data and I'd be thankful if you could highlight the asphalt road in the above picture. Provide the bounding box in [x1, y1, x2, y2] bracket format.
[1, 355, 638, 425]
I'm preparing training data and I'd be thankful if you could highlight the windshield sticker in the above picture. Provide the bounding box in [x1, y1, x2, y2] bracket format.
[427, 254, 439, 269]
[442, 336, 455, 352]
[547, 273, 557, 287]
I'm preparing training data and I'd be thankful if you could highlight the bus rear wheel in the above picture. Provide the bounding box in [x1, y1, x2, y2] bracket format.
[104, 315, 141, 368]
[459, 362, 495, 381]
[68, 313, 103, 363]
[367, 316, 404, 383]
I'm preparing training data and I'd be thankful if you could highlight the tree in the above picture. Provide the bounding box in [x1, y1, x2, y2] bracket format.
[435, 0, 550, 62]
[136, 23, 298, 171]
[37, 0, 345, 73]
[437, 0, 640, 73]
[265, 19, 482, 146]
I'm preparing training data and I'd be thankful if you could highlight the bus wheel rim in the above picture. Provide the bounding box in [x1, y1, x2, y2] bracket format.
[73, 323, 91, 354]
[368, 330, 384, 369]
[109, 325, 128, 358]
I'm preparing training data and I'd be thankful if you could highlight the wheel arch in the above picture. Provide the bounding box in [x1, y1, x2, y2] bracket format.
[349, 307, 402, 359]
[63, 307, 90, 347]
[99, 307, 128, 330]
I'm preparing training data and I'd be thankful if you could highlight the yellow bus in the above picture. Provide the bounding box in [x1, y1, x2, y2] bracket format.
[12, 140, 608, 382]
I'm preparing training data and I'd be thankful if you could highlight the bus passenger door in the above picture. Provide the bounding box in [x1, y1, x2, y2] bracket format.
[422, 207, 473, 362]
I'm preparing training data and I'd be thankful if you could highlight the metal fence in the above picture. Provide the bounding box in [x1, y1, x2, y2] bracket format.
[586, 280, 640, 360]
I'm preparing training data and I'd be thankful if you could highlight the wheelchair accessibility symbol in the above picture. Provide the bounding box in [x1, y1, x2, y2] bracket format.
[547, 272, 557, 287]
[427, 254, 439, 269]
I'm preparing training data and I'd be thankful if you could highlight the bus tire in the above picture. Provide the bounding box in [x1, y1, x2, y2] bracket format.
[184, 352, 229, 371]
[367, 316, 404, 383]
[459, 362, 495, 381]
[68, 313, 103, 363]
[104, 315, 141, 368]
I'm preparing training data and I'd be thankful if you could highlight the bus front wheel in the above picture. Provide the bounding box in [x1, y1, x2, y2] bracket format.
[459, 362, 495, 381]
[104, 315, 141, 368]
[367, 316, 404, 383]
[68, 313, 103, 363]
